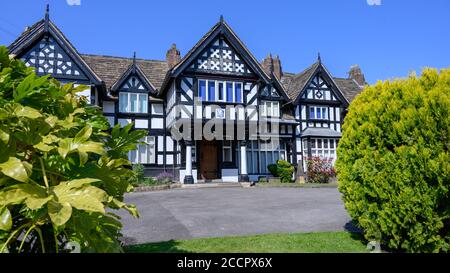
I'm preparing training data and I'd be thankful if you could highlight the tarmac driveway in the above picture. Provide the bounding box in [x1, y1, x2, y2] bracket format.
[117, 187, 354, 245]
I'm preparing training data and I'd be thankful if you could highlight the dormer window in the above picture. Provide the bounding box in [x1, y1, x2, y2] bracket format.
[119, 92, 148, 113]
[309, 106, 328, 120]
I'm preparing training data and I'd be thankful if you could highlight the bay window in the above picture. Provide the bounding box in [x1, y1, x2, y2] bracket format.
[119, 92, 148, 113]
[307, 138, 338, 160]
[237, 140, 286, 174]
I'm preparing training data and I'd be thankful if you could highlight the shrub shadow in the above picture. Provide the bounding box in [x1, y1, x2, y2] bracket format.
[124, 239, 193, 253]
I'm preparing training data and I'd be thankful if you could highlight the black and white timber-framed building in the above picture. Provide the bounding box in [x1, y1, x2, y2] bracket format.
[8, 8, 365, 184]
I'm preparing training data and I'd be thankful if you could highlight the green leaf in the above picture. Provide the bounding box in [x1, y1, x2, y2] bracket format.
[56, 178, 100, 191]
[0, 207, 12, 231]
[74, 126, 92, 143]
[0, 157, 29, 182]
[13, 104, 42, 119]
[48, 201, 72, 226]
[0, 129, 9, 144]
[0, 184, 49, 209]
[54, 185, 107, 214]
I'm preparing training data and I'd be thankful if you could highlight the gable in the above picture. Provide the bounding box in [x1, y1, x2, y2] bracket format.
[19, 36, 88, 81]
[188, 36, 253, 76]
[301, 74, 338, 101]
[110, 61, 156, 95]
[120, 75, 146, 92]
[294, 63, 349, 107]
[9, 19, 101, 85]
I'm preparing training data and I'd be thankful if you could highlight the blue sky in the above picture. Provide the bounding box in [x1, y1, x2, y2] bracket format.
[0, 0, 449, 84]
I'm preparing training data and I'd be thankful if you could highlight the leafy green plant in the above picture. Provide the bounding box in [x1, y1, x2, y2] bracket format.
[336, 68, 450, 253]
[267, 160, 294, 183]
[0, 46, 146, 253]
[129, 164, 145, 186]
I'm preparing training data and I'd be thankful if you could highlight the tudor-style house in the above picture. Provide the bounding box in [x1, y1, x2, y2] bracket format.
[7, 8, 365, 184]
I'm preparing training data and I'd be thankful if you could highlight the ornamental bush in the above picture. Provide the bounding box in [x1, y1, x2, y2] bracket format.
[267, 160, 294, 183]
[306, 156, 336, 183]
[336, 68, 450, 253]
[0, 46, 147, 253]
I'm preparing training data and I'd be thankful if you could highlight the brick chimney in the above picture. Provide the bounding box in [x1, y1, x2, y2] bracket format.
[273, 55, 283, 79]
[166, 43, 181, 69]
[262, 54, 282, 79]
[261, 54, 274, 76]
[348, 65, 366, 86]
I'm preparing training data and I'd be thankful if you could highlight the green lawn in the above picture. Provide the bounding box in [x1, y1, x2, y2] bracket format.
[125, 231, 368, 253]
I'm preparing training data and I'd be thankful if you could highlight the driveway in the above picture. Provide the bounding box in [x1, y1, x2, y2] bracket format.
[117, 187, 354, 245]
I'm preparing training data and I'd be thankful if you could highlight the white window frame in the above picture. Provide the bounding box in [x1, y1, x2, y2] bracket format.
[261, 101, 280, 117]
[309, 106, 328, 120]
[119, 92, 148, 113]
[198, 79, 243, 103]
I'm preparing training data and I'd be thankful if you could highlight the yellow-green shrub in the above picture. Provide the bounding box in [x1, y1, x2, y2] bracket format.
[336, 68, 450, 253]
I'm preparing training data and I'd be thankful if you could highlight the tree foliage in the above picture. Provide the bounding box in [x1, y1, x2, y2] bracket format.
[336, 68, 450, 252]
[0, 46, 146, 253]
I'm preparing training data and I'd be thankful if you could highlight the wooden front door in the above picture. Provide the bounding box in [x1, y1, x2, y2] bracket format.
[199, 141, 219, 180]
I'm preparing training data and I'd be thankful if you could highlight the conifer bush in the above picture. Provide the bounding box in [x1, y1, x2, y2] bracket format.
[336, 68, 449, 253]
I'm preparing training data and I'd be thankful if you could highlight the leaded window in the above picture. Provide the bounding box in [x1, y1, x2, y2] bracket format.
[119, 92, 148, 113]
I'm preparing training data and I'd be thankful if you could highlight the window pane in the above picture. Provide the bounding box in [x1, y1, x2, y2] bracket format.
[130, 94, 137, 112]
[139, 94, 147, 113]
[199, 80, 206, 101]
[273, 102, 279, 117]
[324, 139, 329, 149]
[235, 83, 242, 103]
[317, 108, 321, 119]
[261, 152, 266, 173]
[119, 93, 128, 112]
[208, 80, 215, 101]
[318, 139, 322, 149]
[330, 140, 335, 149]
[322, 108, 327, 119]
[218, 82, 224, 101]
[129, 150, 137, 163]
[139, 144, 147, 164]
[147, 137, 156, 163]
[247, 151, 252, 173]
[310, 107, 315, 119]
[226, 82, 233, 102]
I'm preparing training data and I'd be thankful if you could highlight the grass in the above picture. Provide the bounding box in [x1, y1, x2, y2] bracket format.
[124, 231, 368, 253]
[256, 181, 338, 188]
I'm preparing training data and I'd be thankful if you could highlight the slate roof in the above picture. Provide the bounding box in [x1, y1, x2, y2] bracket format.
[333, 78, 363, 102]
[280, 62, 363, 103]
[81, 54, 169, 92]
[280, 62, 320, 101]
